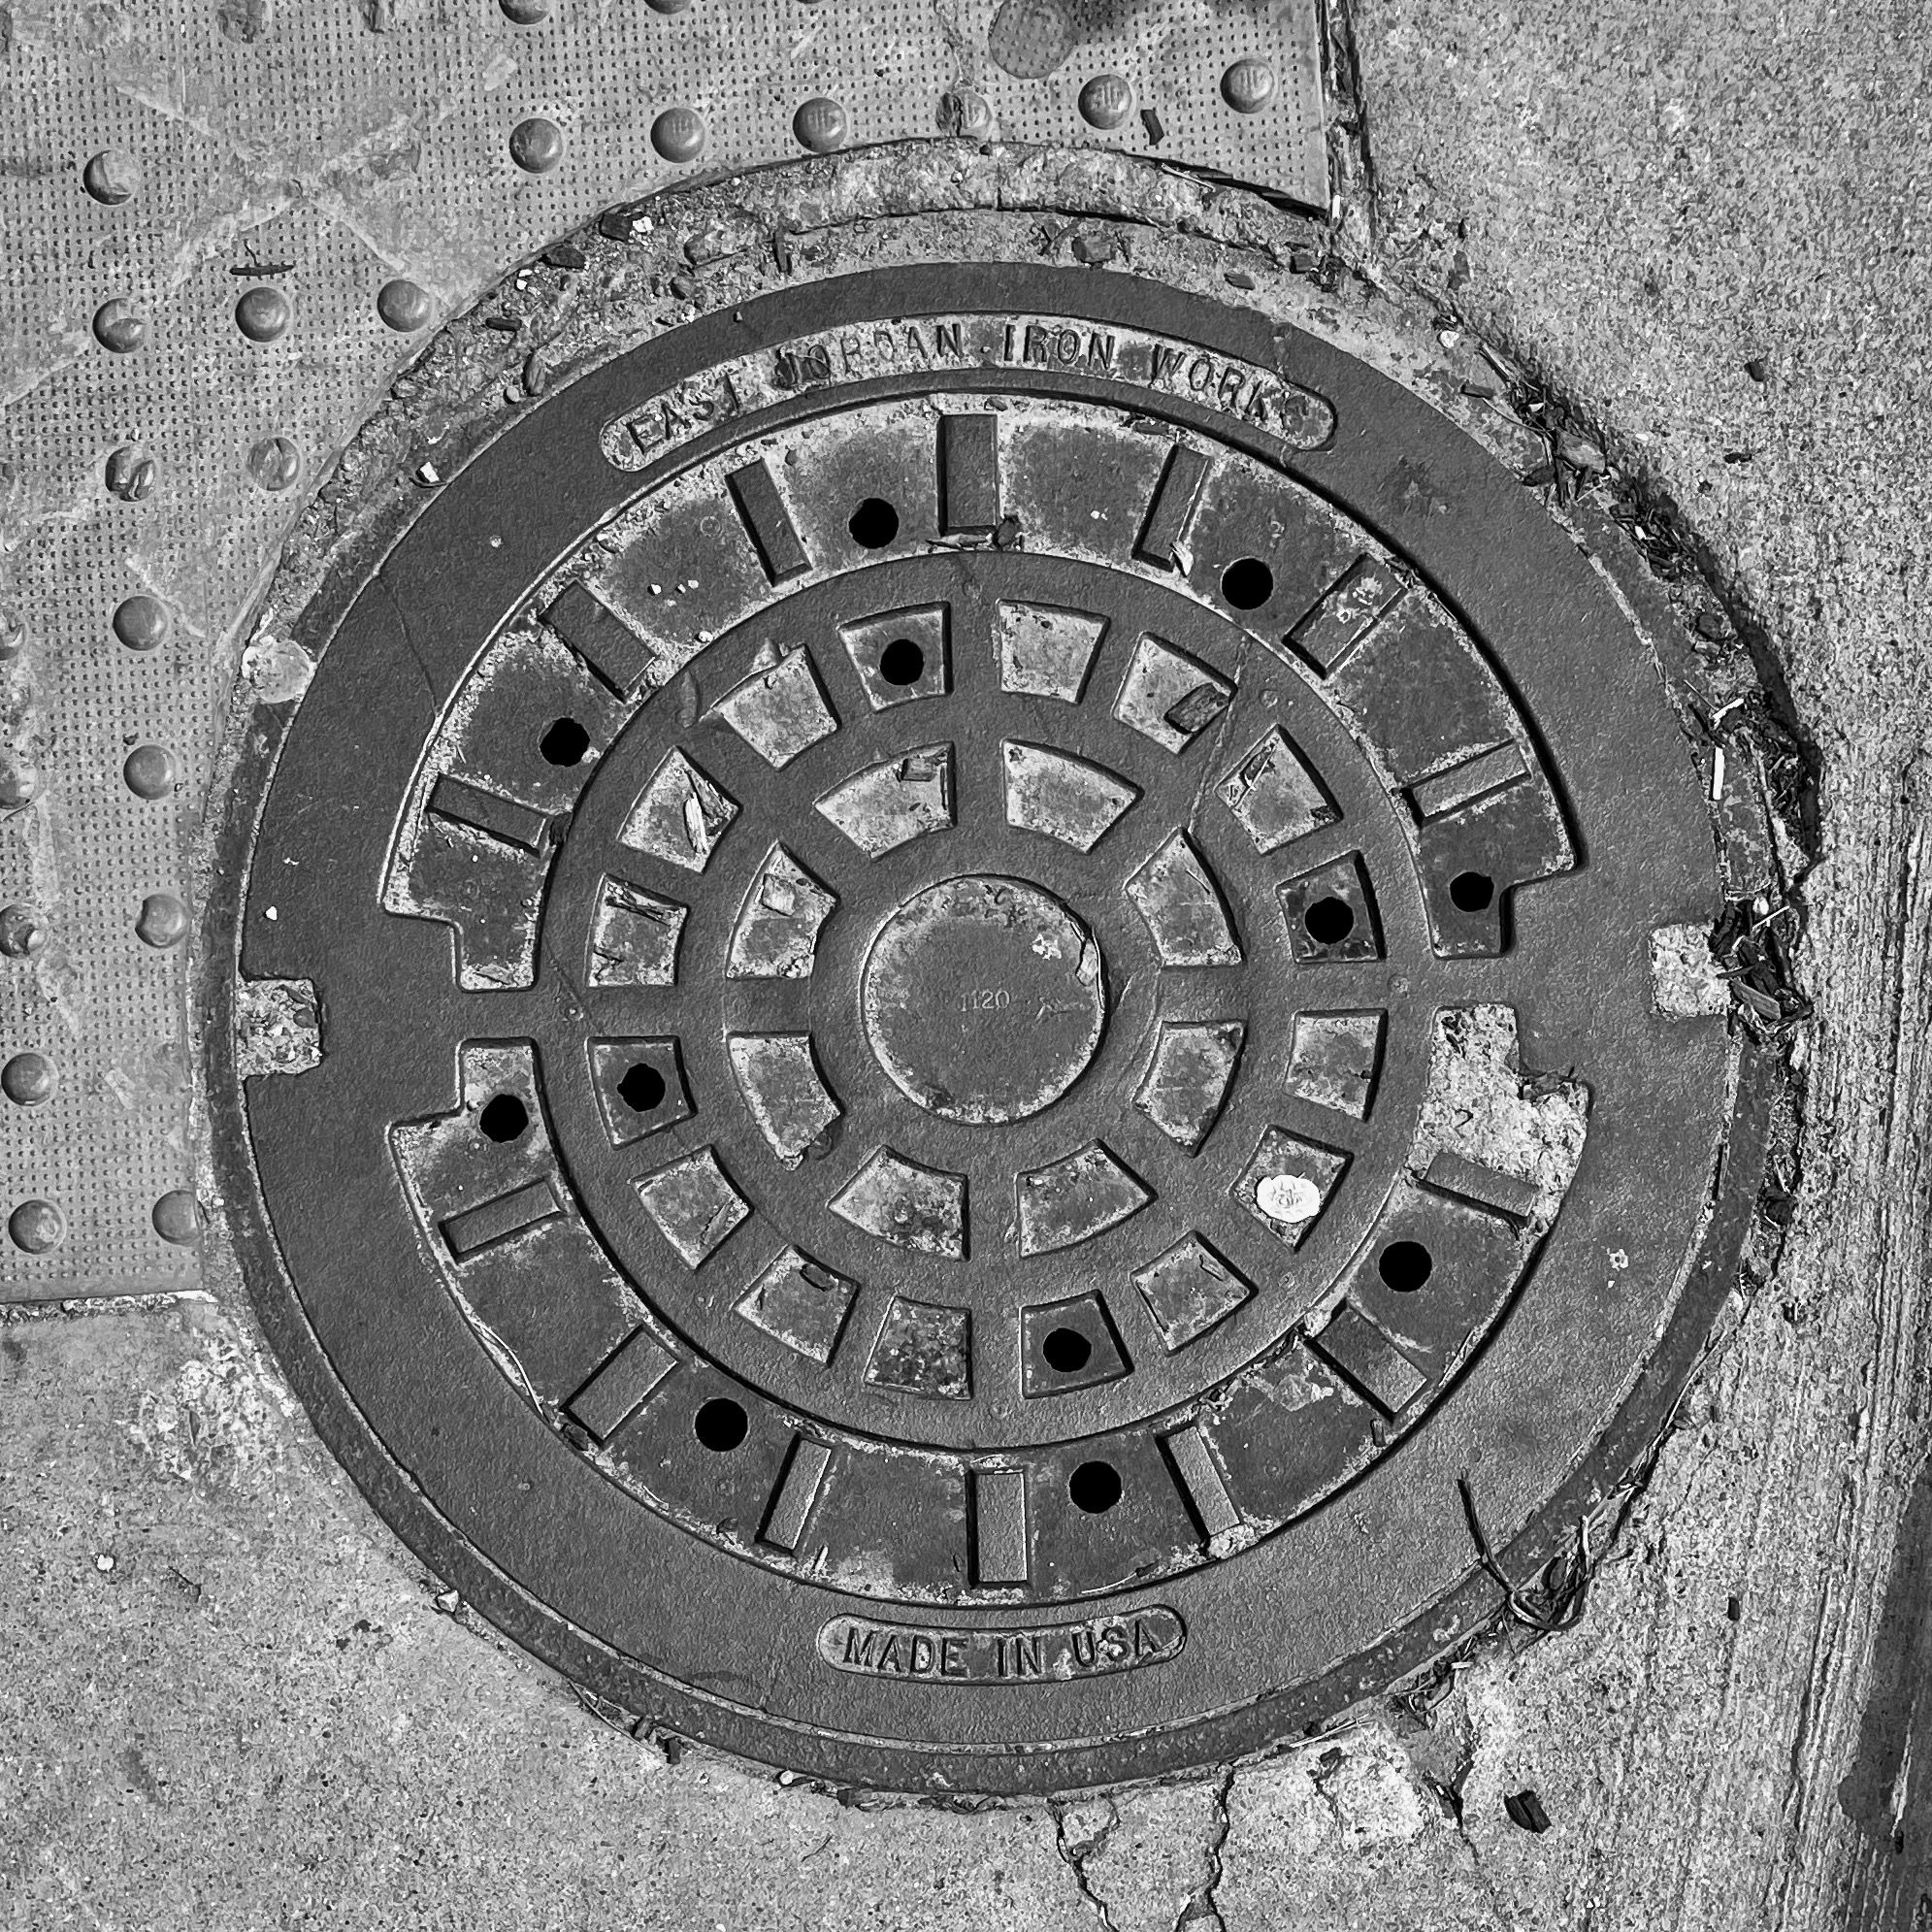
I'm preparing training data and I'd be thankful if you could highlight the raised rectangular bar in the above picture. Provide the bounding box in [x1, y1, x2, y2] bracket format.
[761, 1437, 834, 1552]
[1133, 443, 1211, 569]
[428, 773, 552, 854]
[542, 580, 656, 699]
[1423, 1149, 1541, 1225]
[1409, 742, 1528, 821]
[727, 458, 810, 583]
[565, 1326, 676, 1443]
[972, 1467, 1030, 1586]
[1286, 556, 1404, 674]
[441, 1174, 564, 1261]
[940, 413, 1001, 534]
[1307, 1303, 1426, 1418]
[1162, 1424, 1242, 1539]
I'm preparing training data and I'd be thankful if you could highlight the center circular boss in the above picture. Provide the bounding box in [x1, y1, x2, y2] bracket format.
[859, 875, 1106, 1125]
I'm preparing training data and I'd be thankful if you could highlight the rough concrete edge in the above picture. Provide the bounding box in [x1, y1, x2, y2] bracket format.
[172, 141, 1804, 1810]
[1307, 0, 1818, 1780]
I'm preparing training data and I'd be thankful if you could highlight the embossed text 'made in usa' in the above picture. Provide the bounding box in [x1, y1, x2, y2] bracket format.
[819, 1607, 1185, 1685]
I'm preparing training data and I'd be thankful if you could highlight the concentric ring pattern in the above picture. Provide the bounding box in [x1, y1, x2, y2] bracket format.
[223, 265, 1745, 1792]
[370, 377, 1577, 1606]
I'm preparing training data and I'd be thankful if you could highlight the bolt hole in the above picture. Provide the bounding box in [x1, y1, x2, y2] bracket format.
[1221, 557, 1274, 609]
[540, 716, 590, 766]
[1450, 869, 1495, 913]
[478, 1094, 529, 1142]
[1303, 896, 1356, 946]
[1041, 1326, 1093, 1374]
[618, 1063, 668, 1112]
[694, 1396, 748, 1452]
[1069, 1459, 1123, 1514]
[849, 496, 900, 548]
[878, 637, 926, 686]
[1378, 1239, 1434, 1292]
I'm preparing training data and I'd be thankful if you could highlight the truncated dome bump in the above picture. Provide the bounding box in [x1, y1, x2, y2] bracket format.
[377, 278, 435, 332]
[235, 285, 291, 342]
[794, 96, 849, 153]
[9, 1200, 65, 1254]
[82, 148, 141, 205]
[1078, 73, 1134, 130]
[112, 594, 171, 651]
[152, 1190, 203, 1245]
[509, 115, 566, 173]
[0, 906, 48, 959]
[651, 106, 706, 162]
[136, 893, 189, 949]
[2, 1053, 55, 1106]
[92, 298, 145, 352]
[1220, 57, 1277, 114]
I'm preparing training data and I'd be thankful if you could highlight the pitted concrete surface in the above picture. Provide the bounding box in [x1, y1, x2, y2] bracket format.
[5, 2, 1930, 1927]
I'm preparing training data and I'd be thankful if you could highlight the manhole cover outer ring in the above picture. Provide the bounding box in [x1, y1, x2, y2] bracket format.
[204, 198, 1776, 1795]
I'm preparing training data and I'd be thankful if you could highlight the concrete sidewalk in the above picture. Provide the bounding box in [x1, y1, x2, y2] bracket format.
[5, 2, 1929, 1926]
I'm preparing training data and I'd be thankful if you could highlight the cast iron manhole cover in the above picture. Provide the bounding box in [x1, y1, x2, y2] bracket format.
[213, 239, 1765, 1793]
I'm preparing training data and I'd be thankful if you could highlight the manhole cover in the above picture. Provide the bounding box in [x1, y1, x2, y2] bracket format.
[212, 216, 1767, 1793]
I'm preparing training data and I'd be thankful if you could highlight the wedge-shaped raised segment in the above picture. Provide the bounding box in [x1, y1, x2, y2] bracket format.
[1016, 1143, 1150, 1255]
[866, 1296, 972, 1399]
[1217, 728, 1338, 854]
[997, 600, 1108, 702]
[1133, 1233, 1254, 1351]
[588, 1037, 692, 1146]
[840, 604, 950, 708]
[709, 644, 837, 768]
[1234, 1128, 1350, 1247]
[1114, 635, 1233, 752]
[1332, 1172, 1542, 1402]
[588, 876, 686, 987]
[619, 748, 737, 872]
[1286, 1011, 1385, 1119]
[735, 1248, 857, 1364]
[1020, 1293, 1130, 1394]
[830, 1148, 966, 1258]
[1276, 851, 1383, 964]
[1003, 742, 1138, 852]
[635, 1148, 749, 1268]
[727, 844, 837, 980]
[727, 1033, 842, 1167]
[1127, 833, 1243, 966]
[407, 777, 556, 988]
[816, 745, 954, 856]
[1320, 594, 1576, 957]
[1133, 1020, 1244, 1153]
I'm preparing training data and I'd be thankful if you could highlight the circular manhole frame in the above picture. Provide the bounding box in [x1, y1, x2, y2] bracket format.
[202, 152, 1780, 1798]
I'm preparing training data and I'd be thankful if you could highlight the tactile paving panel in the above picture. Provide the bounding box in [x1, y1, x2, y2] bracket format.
[203, 207, 1768, 1790]
[0, 0, 1326, 1300]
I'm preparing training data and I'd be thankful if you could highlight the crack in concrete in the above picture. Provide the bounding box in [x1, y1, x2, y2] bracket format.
[1172, 1764, 1235, 1932]
[1050, 1797, 1126, 1932]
